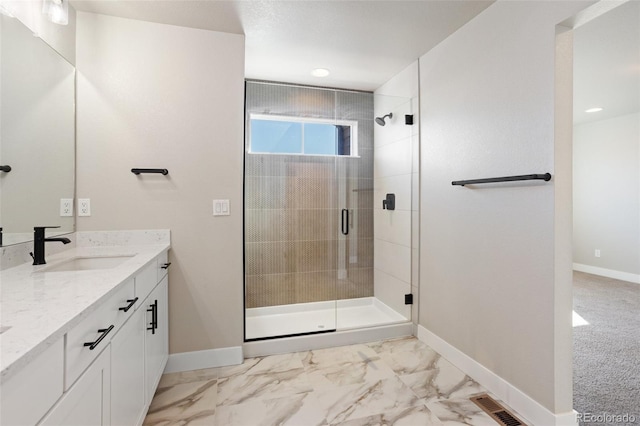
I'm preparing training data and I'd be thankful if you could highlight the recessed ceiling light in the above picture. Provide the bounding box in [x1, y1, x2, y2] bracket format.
[311, 68, 330, 78]
[585, 107, 604, 113]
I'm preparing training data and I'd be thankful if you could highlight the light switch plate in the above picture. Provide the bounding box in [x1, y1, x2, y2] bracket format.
[213, 199, 230, 216]
[78, 198, 91, 216]
[60, 198, 73, 216]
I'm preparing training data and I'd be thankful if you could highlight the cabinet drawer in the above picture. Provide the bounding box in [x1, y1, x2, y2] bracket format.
[157, 250, 170, 282]
[65, 279, 135, 389]
[135, 261, 157, 303]
[1, 338, 63, 426]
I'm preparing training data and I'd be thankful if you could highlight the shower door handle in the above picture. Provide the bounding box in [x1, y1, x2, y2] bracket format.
[341, 209, 349, 235]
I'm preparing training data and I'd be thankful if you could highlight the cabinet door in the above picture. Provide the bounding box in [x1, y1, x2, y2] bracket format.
[1, 338, 63, 426]
[111, 304, 145, 426]
[40, 346, 111, 426]
[145, 276, 169, 403]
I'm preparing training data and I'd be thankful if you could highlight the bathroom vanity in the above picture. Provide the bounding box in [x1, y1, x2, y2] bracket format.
[0, 230, 170, 425]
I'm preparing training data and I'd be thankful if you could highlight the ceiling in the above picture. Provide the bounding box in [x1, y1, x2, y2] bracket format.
[573, 0, 640, 124]
[70, 0, 494, 91]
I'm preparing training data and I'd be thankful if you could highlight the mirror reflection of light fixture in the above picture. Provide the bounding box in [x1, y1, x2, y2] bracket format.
[0, 0, 16, 17]
[42, 0, 68, 25]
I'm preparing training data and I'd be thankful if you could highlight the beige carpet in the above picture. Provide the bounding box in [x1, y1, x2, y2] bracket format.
[573, 271, 640, 425]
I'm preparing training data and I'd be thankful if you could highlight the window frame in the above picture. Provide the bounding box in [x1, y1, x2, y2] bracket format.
[247, 113, 359, 157]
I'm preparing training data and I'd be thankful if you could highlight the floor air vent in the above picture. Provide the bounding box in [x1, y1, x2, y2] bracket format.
[470, 394, 527, 426]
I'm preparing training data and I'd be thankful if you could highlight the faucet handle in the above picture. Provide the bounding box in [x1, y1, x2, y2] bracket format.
[34, 226, 61, 230]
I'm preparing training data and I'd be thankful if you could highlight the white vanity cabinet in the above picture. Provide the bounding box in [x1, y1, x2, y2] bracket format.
[111, 248, 170, 420]
[140, 250, 170, 405]
[37, 278, 136, 426]
[3, 248, 171, 426]
[144, 275, 169, 403]
[106, 250, 170, 424]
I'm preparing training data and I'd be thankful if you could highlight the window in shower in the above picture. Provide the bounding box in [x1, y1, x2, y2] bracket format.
[248, 114, 358, 157]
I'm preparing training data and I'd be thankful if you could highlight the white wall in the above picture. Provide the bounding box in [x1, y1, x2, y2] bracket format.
[573, 112, 640, 281]
[76, 13, 245, 353]
[373, 61, 419, 322]
[418, 0, 591, 418]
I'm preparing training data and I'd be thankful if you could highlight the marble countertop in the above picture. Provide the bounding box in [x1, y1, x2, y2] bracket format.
[0, 241, 170, 381]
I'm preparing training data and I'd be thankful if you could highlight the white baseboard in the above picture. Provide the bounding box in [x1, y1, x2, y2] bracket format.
[164, 346, 243, 374]
[573, 263, 640, 284]
[417, 326, 578, 426]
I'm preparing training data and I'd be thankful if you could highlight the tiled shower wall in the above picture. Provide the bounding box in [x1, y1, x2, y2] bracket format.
[244, 82, 374, 308]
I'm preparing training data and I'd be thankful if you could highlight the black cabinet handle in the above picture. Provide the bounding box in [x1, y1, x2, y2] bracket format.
[84, 325, 114, 350]
[131, 168, 169, 175]
[147, 300, 158, 334]
[341, 209, 349, 235]
[118, 297, 138, 313]
[161, 262, 171, 270]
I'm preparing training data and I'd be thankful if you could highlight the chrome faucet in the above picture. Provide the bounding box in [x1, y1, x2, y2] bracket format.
[32, 226, 71, 265]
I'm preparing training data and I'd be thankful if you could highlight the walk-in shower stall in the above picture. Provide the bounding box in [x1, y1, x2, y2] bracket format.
[244, 81, 417, 341]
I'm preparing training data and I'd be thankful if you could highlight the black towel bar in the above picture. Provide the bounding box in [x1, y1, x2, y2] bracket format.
[131, 168, 169, 175]
[452, 173, 551, 186]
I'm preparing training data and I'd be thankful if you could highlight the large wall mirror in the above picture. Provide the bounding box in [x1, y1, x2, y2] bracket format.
[0, 14, 75, 246]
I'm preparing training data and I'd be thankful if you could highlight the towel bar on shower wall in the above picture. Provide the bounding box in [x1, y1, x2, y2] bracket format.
[451, 173, 551, 186]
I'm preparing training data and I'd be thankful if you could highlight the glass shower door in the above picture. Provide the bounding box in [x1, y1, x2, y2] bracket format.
[244, 153, 340, 340]
[244, 82, 339, 340]
[335, 92, 414, 331]
[334, 90, 376, 330]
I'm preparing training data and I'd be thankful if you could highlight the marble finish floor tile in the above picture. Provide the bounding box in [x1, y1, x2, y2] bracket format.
[300, 344, 396, 387]
[314, 376, 423, 424]
[215, 392, 328, 426]
[158, 367, 219, 389]
[367, 336, 441, 375]
[299, 344, 380, 369]
[144, 337, 526, 426]
[427, 398, 497, 426]
[333, 404, 443, 426]
[398, 357, 485, 403]
[217, 367, 313, 406]
[220, 352, 304, 378]
[143, 379, 218, 425]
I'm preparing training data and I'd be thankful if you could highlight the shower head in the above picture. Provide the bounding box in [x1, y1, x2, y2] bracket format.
[375, 113, 393, 126]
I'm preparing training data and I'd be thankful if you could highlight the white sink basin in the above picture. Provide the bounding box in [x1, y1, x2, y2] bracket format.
[41, 255, 135, 273]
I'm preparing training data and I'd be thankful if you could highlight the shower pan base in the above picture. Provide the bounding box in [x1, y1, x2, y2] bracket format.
[245, 297, 408, 341]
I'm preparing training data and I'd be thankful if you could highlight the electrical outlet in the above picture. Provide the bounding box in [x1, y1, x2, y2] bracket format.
[595, 249, 601, 258]
[78, 198, 91, 216]
[60, 198, 73, 216]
